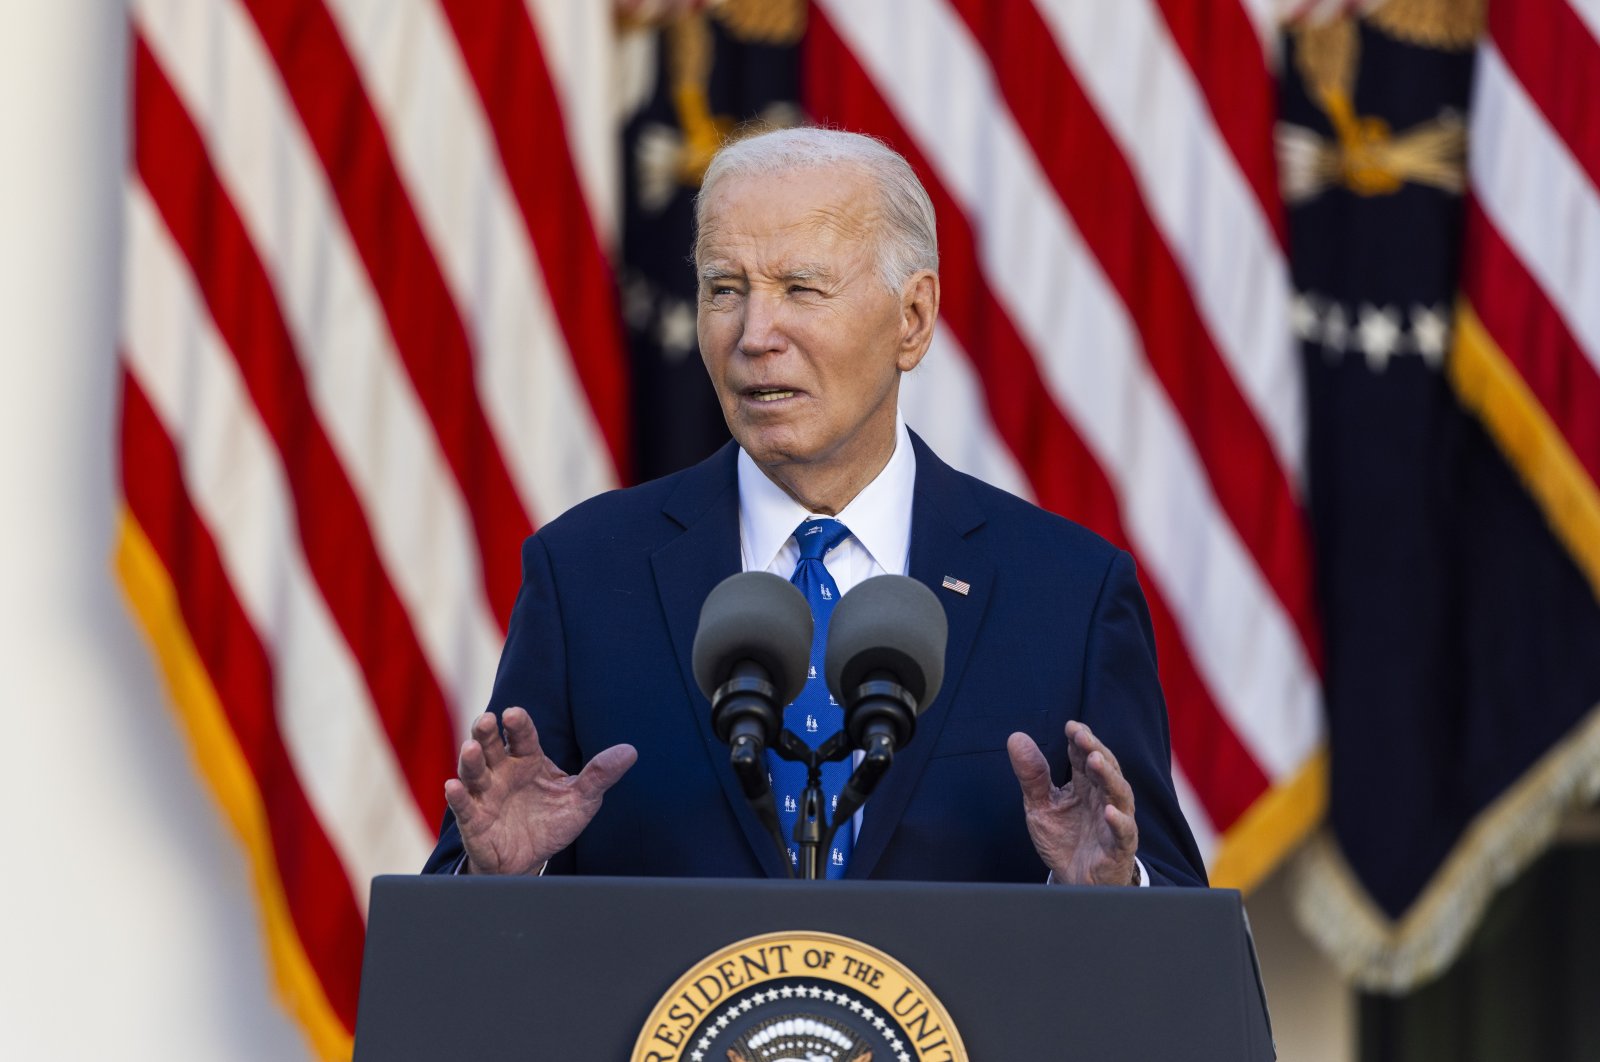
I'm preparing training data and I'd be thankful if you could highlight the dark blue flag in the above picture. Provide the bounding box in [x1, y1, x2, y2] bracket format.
[1280, 8, 1600, 989]
[618, 7, 804, 482]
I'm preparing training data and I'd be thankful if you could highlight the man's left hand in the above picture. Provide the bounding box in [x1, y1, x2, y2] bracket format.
[1007, 721, 1139, 886]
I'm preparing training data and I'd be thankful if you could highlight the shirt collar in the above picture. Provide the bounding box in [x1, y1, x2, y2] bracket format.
[737, 413, 916, 575]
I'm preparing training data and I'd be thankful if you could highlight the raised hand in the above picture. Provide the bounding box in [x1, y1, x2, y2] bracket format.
[443, 707, 637, 875]
[1007, 721, 1139, 886]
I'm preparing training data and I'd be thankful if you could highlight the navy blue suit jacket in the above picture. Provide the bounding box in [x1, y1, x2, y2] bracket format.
[424, 434, 1207, 886]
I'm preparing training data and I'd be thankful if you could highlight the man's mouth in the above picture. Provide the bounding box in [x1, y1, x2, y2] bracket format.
[747, 388, 798, 402]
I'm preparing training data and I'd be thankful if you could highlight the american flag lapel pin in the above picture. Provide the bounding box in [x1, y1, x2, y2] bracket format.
[941, 575, 971, 596]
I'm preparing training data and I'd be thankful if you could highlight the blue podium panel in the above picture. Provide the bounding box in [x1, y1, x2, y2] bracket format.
[354, 875, 1274, 1060]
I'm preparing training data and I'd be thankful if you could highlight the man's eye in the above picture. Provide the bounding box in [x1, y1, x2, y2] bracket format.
[788, 284, 817, 295]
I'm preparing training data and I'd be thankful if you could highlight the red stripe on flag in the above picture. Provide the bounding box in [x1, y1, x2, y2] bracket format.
[1488, 0, 1600, 191]
[238, 0, 531, 621]
[806, 13, 1271, 829]
[1151, 0, 1287, 247]
[121, 373, 365, 1031]
[439, 0, 632, 482]
[949, 0, 1323, 672]
[1462, 198, 1600, 484]
[133, 37, 455, 824]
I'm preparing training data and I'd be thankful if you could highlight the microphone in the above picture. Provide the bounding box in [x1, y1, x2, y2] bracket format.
[692, 571, 813, 799]
[824, 575, 947, 760]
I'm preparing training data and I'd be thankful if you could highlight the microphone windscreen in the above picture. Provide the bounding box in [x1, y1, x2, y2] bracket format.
[825, 575, 947, 712]
[692, 571, 814, 706]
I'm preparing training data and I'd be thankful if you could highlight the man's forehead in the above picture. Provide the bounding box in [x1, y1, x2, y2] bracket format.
[698, 210, 868, 260]
[696, 230, 872, 285]
[699, 168, 880, 242]
[697, 175, 883, 267]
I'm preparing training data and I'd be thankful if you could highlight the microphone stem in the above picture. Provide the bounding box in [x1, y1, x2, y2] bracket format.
[797, 776, 826, 881]
[820, 730, 894, 860]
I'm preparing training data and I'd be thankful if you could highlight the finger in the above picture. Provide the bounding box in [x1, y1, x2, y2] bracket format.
[1069, 721, 1124, 785]
[471, 712, 507, 769]
[443, 777, 481, 830]
[1064, 720, 1092, 784]
[1006, 732, 1056, 806]
[1080, 722, 1121, 774]
[1068, 719, 1113, 760]
[501, 707, 545, 760]
[1085, 750, 1136, 815]
[1104, 803, 1139, 856]
[574, 743, 639, 798]
[457, 736, 491, 792]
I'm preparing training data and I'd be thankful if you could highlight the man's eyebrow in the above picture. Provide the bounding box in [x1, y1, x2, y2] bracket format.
[775, 265, 835, 283]
[696, 263, 837, 283]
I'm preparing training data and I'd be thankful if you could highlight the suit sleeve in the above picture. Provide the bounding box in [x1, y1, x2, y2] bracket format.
[421, 533, 578, 874]
[1079, 550, 1209, 887]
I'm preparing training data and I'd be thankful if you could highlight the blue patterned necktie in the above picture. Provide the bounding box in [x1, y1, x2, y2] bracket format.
[770, 517, 854, 878]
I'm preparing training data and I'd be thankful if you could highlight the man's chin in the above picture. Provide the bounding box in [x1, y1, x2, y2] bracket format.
[741, 443, 813, 474]
[729, 422, 814, 467]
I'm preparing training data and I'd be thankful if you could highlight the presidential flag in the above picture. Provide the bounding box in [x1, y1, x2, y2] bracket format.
[1280, 0, 1600, 990]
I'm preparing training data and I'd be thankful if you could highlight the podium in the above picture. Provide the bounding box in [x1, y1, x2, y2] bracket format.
[354, 875, 1274, 1060]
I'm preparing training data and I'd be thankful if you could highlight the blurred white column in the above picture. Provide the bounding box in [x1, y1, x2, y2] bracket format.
[0, 2, 308, 1058]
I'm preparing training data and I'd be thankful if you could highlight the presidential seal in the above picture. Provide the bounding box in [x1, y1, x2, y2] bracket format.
[632, 931, 967, 1062]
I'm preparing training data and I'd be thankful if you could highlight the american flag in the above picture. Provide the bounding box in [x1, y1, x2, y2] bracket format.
[117, 1, 1322, 1057]
[1456, 0, 1600, 597]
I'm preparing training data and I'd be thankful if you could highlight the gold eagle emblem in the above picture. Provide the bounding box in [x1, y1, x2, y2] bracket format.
[1367, 0, 1485, 51]
[1279, 4, 1478, 203]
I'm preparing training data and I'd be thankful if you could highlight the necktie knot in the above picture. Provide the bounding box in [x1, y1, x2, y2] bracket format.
[794, 518, 851, 562]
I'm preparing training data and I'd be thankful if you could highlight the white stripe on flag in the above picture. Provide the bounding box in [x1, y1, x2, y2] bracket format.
[1033, 0, 1303, 483]
[1237, 0, 1280, 54]
[901, 327, 1035, 503]
[134, 0, 504, 726]
[125, 184, 435, 908]
[322, 0, 619, 526]
[523, 0, 620, 245]
[1471, 43, 1600, 371]
[1569, 0, 1600, 48]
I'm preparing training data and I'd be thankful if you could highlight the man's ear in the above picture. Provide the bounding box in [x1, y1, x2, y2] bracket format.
[896, 270, 940, 372]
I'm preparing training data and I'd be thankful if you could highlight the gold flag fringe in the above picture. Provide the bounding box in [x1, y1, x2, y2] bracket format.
[1289, 702, 1600, 990]
[1287, 299, 1600, 990]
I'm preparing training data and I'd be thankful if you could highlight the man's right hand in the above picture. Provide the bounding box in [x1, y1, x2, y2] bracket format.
[443, 707, 637, 875]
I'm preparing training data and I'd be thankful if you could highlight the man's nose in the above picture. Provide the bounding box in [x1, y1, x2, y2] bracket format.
[737, 291, 788, 356]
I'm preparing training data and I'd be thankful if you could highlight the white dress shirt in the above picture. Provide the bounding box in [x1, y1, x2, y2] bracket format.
[737, 415, 915, 586]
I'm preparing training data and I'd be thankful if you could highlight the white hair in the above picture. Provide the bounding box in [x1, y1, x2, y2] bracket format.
[694, 127, 940, 292]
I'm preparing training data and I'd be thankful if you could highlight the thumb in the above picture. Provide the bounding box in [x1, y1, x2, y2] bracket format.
[574, 743, 638, 798]
[1007, 732, 1055, 806]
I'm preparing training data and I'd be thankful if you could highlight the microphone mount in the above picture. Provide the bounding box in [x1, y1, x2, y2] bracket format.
[766, 674, 918, 881]
[696, 572, 945, 881]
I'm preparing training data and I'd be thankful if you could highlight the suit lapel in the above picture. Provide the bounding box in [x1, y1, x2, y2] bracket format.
[650, 443, 792, 878]
[846, 434, 994, 879]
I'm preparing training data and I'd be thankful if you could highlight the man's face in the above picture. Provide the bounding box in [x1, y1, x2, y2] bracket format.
[695, 165, 930, 489]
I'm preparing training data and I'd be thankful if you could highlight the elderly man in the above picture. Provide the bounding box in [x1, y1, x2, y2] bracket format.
[424, 128, 1206, 888]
